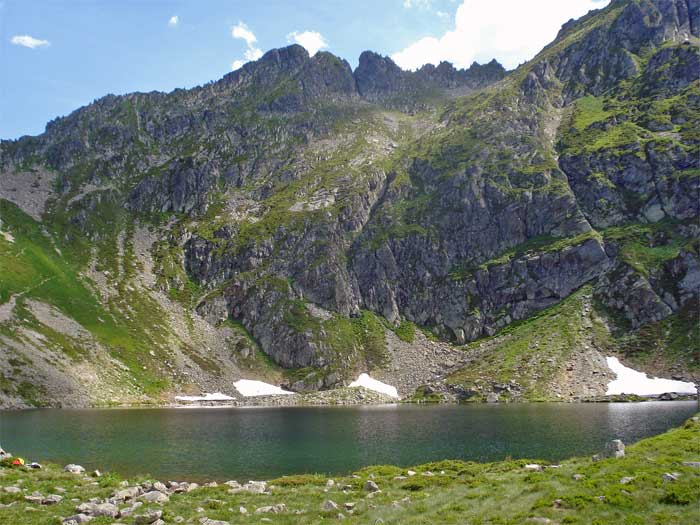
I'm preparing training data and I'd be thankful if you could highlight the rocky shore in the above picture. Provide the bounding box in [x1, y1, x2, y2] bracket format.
[0, 416, 698, 524]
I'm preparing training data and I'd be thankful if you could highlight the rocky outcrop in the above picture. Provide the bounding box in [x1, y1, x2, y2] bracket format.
[0, 0, 698, 404]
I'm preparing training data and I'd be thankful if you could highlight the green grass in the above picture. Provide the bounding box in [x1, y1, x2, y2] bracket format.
[602, 220, 692, 278]
[447, 287, 593, 400]
[0, 199, 171, 396]
[1, 415, 698, 524]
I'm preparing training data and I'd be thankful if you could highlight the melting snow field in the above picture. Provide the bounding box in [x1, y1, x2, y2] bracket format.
[174, 392, 234, 402]
[233, 379, 294, 397]
[349, 373, 399, 398]
[605, 356, 696, 395]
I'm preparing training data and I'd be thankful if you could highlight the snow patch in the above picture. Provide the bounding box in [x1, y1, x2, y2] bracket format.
[349, 373, 399, 398]
[605, 357, 696, 395]
[175, 392, 235, 402]
[234, 379, 294, 397]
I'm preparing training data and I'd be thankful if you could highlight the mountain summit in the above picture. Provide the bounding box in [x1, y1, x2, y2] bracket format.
[0, 0, 698, 407]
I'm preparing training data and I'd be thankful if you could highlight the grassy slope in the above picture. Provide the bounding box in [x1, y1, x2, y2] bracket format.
[446, 287, 597, 401]
[0, 199, 174, 400]
[1, 416, 698, 524]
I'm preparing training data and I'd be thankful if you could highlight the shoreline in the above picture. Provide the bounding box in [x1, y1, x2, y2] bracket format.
[0, 416, 698, 524]
[1, 391, 697, 411]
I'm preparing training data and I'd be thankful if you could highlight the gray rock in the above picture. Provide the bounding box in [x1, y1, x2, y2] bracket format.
[75, 502, 119, 518]
[364, 480, 380, 492]
[141, 491, 169, 504]
[662, 472, 680, 482]
[42, 494, 64, 505]
[198, 518, 229, 525]
[64, 464, 86, 474]
[62, 514, 93, 524]
[255, 503, 286, 513]
[112, 487, 141, 501]
[133, 509, 163, 524]
[620, 477, 634, 484]
[321, 500, 339, 511]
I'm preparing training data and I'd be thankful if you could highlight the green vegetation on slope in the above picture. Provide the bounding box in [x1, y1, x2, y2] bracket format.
[447, 287, 596, 401]
[0, 199, 171, 398]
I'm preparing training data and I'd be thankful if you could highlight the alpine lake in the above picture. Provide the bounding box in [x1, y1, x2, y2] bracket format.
[0, 401, 696, 481]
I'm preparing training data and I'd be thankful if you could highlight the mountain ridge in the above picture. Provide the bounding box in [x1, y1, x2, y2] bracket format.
[0, 0, 698, 407]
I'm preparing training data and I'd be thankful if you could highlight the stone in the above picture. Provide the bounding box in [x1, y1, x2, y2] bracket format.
[4, 486, 21, 493]
[91, 470, 101, 477]
[133, 510, 163, 524]
[682, 461, 700, 468]
[255, 504, 286, 514]
[198, 519, 229, 525]
[525, 464, 543, 472]
[662, 472, 680, 482]
[25, 493, 44, 504]
[620, 477, 634, 484]
[239, 506, 247, 514]
[486, 392, 500, 403]
[141, 490, 169, 504]
[152, 481, 167, 493]
[75, 502, 120, 518]
[326, 479, 335, 488]
[407, 470, 416, 477]
[364, 480, 380, 492]
[321, 500, 339, 511]
[118, 502, 143, 517]
[228, 480, 267, 494]
[112, 487, 141, 501]
[62, 514, 93, 524]
[42, 494, 64, 505]
[594, 439, 625, 461]
[344, 502, 356, 510]
[64, 464, 86, 474]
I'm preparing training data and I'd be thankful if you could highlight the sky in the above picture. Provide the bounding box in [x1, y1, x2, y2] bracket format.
[1, 0, 609, 140]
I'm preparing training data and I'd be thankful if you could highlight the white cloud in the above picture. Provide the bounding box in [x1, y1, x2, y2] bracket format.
[231, 21, 263, 70]
[244, 47, 263, 61]
[10, 35, 49, 49]
[436, 10, 448, 18]
[403, 0, 433, 8]
[392, 0, 610, 71]
[231, 21, 257, 46]
[168, 15, 179, 27]
[287, 30, 328, 56]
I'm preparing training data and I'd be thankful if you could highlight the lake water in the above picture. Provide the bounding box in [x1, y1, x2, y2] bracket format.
[0, 402, 696, 481]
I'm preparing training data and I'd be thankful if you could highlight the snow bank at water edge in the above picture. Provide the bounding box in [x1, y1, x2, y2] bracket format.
[234, 379, 294, 397]
[605, 357, 696, 395]
[174, 392, 235, 402]
[349, 373, 399, 398]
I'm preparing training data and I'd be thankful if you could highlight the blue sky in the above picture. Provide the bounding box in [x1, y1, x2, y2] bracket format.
[1, 0, 608, 140]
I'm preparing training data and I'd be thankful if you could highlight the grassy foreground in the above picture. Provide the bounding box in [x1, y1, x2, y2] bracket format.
[1, 417, 699, 525]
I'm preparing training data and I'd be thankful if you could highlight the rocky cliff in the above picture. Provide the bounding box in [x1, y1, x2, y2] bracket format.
[0, 0, 698, 406]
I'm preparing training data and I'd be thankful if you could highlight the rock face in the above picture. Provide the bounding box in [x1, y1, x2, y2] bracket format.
[0, 0, 698, 405]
